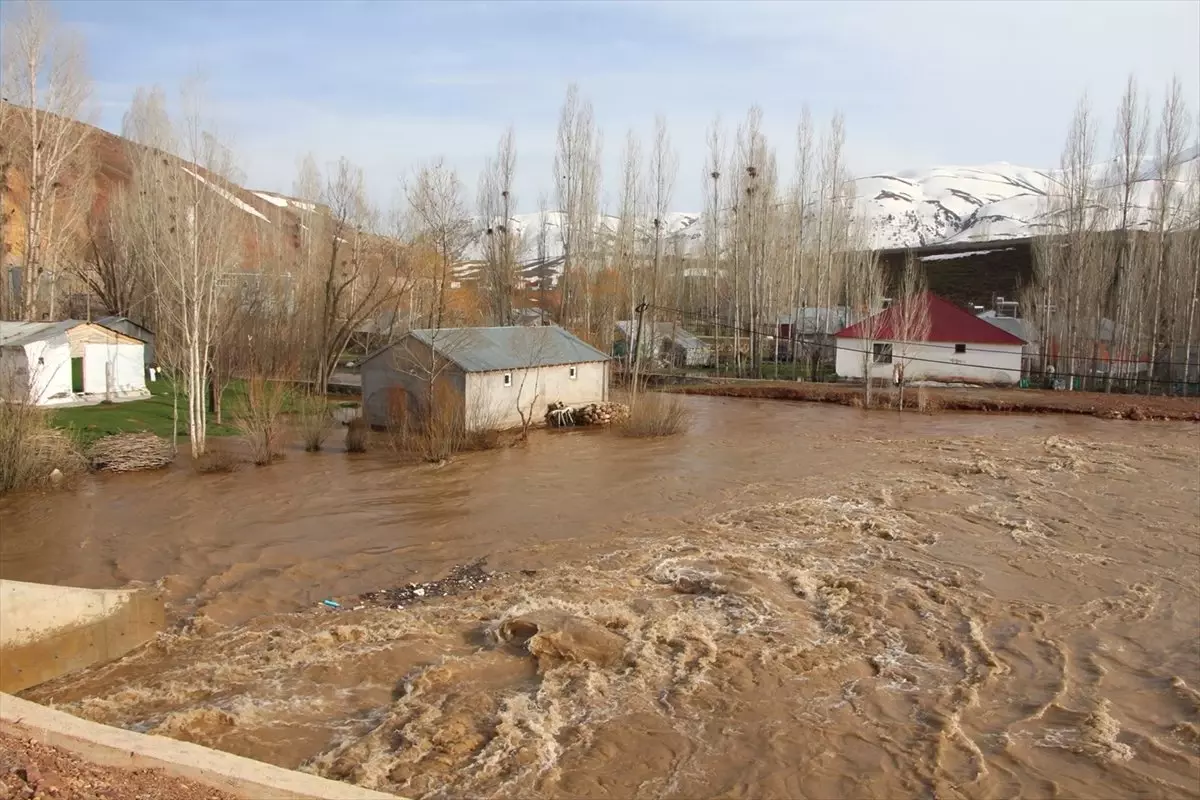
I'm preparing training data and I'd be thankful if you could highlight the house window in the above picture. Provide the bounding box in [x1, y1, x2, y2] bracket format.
[954, 343, 967, 354]
[872, 343, 893, 364]
[568, 366, 577, 380]
[502, 373, 512, 387]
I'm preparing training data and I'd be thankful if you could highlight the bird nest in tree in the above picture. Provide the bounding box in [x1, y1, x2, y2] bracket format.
[87, 432, 175, 473]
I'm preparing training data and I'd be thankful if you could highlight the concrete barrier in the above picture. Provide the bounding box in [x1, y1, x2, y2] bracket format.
[0, 693, 400, 799]
[0, 579, 165, 694]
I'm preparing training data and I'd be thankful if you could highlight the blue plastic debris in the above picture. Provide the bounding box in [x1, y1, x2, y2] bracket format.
[321, 599, 341, 609]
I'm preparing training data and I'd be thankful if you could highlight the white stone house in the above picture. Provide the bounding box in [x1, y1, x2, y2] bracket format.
[360, 325, 611, 430]
[834, 292, 1026, 385]
[0, 320, 149, 405]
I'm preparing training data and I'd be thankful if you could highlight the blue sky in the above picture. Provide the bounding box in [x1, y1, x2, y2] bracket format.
[49, 0, 1200, 210]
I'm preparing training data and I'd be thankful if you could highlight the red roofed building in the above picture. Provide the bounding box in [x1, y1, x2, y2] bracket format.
[833, 292, 1027, 385]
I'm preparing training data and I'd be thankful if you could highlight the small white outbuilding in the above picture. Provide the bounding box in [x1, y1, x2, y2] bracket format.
[833, 292, 1027, 385]
[360, 325, 611, 430]
[0, 320, 150, 405]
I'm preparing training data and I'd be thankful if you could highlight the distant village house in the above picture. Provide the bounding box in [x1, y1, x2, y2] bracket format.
[834, 293, 1026, 385]
[614, 320, 712, 368]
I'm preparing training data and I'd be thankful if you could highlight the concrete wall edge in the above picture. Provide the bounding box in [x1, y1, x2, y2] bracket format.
[0, 693, 402, 800]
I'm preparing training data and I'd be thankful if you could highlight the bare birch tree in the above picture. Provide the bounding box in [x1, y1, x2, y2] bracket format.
[122, 81, 239, 456]
[1, 0, 94, 320]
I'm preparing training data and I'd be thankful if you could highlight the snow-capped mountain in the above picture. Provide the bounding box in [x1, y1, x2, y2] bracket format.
[454, 150, 1198, 287]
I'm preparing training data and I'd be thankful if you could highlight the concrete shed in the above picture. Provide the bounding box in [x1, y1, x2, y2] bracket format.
[361, 325, 610, 430]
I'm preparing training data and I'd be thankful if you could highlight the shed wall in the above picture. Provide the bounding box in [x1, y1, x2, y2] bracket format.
[82, 342, 147, 396]
[465, 360, 608, 429]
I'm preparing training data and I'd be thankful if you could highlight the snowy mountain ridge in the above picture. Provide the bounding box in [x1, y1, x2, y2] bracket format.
[455, 150, 1197, 286]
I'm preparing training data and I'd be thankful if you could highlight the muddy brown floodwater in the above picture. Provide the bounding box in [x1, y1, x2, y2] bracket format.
[3, 397, 1199, 799]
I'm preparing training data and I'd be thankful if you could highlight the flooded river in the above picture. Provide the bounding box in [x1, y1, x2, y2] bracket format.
[3, 397, 1199, 799]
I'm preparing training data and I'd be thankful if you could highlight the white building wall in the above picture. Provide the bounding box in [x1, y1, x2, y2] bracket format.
[465, 360, 608, 430]
[82, 342, 147, 396]
[0, 340, 73, 405]
[835, 338, 1023, 385]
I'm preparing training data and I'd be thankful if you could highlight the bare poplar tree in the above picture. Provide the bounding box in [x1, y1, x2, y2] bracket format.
[704, 117, 724, 373]
[1104, 76, 1151, 389]
[640, 115, 677, 376]
[893, 251, 931, 410]
[554, 84, 601, 330]
[786, 106, 815, 373]
[846, 246, 886, 407]
[477, 127, 517, 325]
[1146, 76, 1192, 391]
[1, 0, 94, 320]
[616, 129, 643, 369]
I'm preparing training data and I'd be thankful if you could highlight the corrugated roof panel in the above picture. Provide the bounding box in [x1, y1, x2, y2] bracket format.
[0, 320, 81, 347]
[835, 293, 1026, 345]
[409, 325, 611, 372]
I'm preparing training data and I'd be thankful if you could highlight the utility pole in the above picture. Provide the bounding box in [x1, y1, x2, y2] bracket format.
[630, 298, 647, 403]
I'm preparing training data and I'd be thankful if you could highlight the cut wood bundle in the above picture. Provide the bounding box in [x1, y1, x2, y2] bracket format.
[87, 432, 175, 472]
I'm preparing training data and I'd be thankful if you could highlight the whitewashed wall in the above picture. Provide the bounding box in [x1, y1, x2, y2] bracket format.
[83, 343, 146, 396]
[835, 338, 1023, 384]
[465, 360, 608, 430]
[0, 340, 72, 405]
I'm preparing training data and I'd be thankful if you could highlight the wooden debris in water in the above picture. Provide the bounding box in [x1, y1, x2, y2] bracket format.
[87, 432, 175, 472]
[351, 559, 499, 610]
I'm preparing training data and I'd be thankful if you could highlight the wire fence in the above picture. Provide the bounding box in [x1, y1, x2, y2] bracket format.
[625, 303, 1200, 396]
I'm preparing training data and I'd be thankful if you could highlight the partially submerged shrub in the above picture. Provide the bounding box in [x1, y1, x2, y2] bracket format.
[296, 392, 333, 452]
[0, 401, 85, 493]
[345, 417, 370, 453]
[192, 449, 239, 474]
[386, 381, 504, 462]
[616, 392, 691, 438]
[233, 378, 291, 466]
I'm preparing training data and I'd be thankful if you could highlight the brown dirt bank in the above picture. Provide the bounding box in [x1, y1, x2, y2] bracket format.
[0, 729, 239, 800]
[670, 381, 1200, 421]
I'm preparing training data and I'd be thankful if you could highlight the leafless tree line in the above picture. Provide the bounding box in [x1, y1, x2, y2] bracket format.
[1026, 76, 1199, 391]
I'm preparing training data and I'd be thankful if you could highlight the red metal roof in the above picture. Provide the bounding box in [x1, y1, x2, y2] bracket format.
[834, 292, 1026, 345]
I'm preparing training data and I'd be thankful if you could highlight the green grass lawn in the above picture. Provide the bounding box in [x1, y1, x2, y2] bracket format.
[51, 379, 239, 445]
[51, 378, 355, 445]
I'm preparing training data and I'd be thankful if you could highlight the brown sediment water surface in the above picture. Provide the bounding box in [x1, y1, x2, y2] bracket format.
[3, 397, 1199, 799]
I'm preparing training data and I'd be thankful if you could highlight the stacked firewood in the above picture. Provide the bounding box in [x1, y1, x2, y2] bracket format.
[87, 432, 175, 472]
[574, 402, 630, 426]
[544, 401, 631, 427]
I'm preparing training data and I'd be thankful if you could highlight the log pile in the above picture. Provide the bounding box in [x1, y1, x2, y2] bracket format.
[545, 401, 630, 427]
[87, 432, 175, 472]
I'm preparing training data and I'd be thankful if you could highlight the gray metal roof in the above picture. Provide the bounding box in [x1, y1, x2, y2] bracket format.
[0, 320, 82, 347]
[402, 325, 610, 372]
[615, 320, 710, 352]
[976, 311, 1040, 344]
